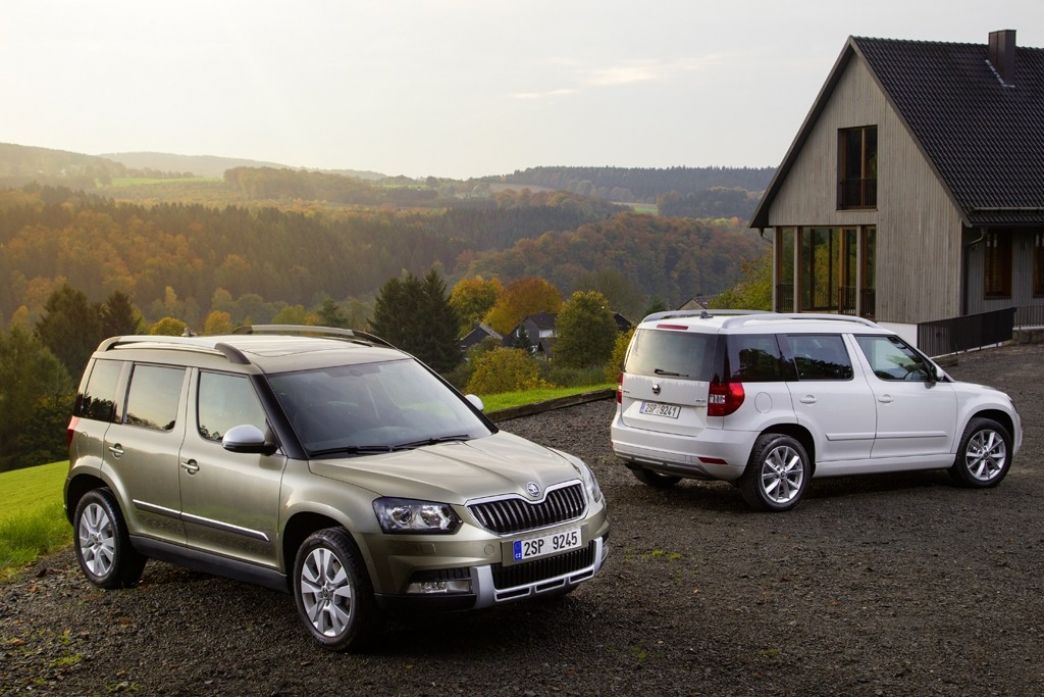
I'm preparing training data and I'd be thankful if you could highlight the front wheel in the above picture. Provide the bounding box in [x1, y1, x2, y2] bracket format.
[293, 528, 381, 652]
[740, 433, 810, 512]
[949, 418, 1012, 488]
[73, 489, 146, 589]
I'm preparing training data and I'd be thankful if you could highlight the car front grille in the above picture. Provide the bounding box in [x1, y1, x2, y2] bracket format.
[468, 483, 586, 535]
[491, 542, 596, 590]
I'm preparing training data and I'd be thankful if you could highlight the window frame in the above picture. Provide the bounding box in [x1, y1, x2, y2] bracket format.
[837, 125, 878, 210]
[983, 230, 1012, 299]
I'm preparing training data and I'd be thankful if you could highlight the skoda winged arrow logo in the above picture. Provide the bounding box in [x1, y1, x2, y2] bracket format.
[525, 481, 541, 498]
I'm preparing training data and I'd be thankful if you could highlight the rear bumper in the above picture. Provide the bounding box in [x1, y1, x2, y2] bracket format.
[611, 413, 752, 481]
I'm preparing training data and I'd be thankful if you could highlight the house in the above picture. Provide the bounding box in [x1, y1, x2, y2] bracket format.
[612, 312, 632, 333]
[459, 322, 502, 352]
[504, 312, 557, 357]
[750, 29, 1044, 340]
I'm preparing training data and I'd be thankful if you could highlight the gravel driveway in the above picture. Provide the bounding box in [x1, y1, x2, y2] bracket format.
[2, 344, 1042, 696]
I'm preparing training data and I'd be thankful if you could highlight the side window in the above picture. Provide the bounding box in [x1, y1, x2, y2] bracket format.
[784, 334, 853, 381]
[125, 365, 185, 432]
[726, 334, 793, 382]
[855, 335, 930, 382]
[197, 372, 268, 442]
[76, 359, 124, 422]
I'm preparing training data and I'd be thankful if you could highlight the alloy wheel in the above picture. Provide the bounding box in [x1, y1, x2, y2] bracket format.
[78, 503, 116, 578]
[964, 429, 1007, 482]
[760, 445, 804, 505]
[299, 547, 354, 638]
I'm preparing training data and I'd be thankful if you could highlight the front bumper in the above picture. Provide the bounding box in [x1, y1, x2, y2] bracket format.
[374, 534, 609, 613]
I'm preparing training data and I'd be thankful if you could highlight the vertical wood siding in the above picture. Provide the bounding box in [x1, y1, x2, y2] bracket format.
[768, 58, 964, 324]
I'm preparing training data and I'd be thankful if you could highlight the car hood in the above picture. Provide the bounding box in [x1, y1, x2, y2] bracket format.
[308, 431, 580, 505]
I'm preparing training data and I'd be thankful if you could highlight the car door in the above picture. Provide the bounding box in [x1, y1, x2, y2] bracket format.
[852, 334, 957, 458]
[102, 363, 188, 545]
[177, 369, 285, 568]
[782, 333, 876, 462]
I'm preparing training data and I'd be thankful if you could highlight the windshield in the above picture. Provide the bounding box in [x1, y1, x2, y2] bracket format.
[267, 359, 492, 456]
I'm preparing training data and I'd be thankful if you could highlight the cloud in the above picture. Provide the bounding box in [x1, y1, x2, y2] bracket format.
[510, 88, 577, 100]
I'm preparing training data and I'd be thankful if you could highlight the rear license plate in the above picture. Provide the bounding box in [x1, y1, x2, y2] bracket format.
[513, 527, 581, 561]
[640, 401, 681, 419]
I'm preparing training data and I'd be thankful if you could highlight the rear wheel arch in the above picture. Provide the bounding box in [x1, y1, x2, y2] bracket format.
[757, 423, 816, 476]
[65, 473, 109, 524]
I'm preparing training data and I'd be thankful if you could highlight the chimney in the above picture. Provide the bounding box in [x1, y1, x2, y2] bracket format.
[988, 29, 1016, 84]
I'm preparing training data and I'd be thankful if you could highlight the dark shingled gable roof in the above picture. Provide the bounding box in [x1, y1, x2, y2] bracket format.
[751, 34, 1044, 228]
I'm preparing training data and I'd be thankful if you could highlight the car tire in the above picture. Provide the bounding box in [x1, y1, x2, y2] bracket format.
[73, 488, 146, 589]
[630, 466, 682, 489]
[293, 528, 381, 652]
[949, 417, 1012, 488]
[740, 433, 810, 512]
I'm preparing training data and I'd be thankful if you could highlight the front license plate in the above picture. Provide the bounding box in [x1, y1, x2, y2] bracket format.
[513, 527, 582, 561]
[640, 401, 681, 419]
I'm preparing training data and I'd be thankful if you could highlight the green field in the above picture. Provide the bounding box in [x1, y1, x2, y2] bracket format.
[0, 461, 70, 580]
[481, 383, 614, 413]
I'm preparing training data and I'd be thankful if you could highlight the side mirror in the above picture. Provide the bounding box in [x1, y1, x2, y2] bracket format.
[465, 394, 485, 412]
[222, 424, 278, 455]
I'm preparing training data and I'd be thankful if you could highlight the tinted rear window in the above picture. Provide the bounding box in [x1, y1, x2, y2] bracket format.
[624, 329, 721, 381]
[726, 334, 793, 382]
[76, 359, 124, 422]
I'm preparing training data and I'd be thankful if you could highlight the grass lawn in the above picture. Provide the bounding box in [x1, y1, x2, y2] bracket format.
[481, 383, 614, 414]
[0, 461, 70, 580]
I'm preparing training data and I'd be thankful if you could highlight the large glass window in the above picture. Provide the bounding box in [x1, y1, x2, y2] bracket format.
[838, 126, 877, 209]
[799, 227, 839, 311]
[197, 372, 268, 443]
[125, 365, 184, 432]
[1034, 230, 1044, 298]
[855, 335, 932, 382]
[775, 228, 795, 312]
[984, 230, 1012, 299]
[76, 359, 124, 422]
[783, 335, 853, 381]
[861, 226, 876, 318]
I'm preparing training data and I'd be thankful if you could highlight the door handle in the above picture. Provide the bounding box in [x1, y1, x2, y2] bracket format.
[799, 395, 817, 405]
[878, 395, 894, 404]
[181, 459, 200, 475]
[108, 444, 124, 459]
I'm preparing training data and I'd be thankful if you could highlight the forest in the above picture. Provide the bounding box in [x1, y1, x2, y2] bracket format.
[0, 185, 761, 329]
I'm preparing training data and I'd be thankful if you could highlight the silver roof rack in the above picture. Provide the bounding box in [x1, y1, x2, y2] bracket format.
[99, 336, 250, 364]
[233, 324, 394, 349]
[720, 313, 880, 329]
[641, 309, 765, 323]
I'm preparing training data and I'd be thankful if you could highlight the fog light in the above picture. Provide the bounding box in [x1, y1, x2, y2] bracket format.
[406, 579, 472, 594]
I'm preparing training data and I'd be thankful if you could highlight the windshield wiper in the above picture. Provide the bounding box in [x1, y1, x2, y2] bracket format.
[309, 444, 405, 457]
[654, 368, 690, 378]
[391, 434, 471, 450]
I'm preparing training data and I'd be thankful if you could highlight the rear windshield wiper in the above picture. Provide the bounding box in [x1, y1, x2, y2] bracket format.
[391, 434, 471, 449]
[654, 368, 690, 378]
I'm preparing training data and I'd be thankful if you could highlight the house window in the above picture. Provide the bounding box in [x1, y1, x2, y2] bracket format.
[775, 228, 795, 312]
[984, 231, 1012, 299]
[1035, 231, 1044, 297]
[838, 126, 877, 209]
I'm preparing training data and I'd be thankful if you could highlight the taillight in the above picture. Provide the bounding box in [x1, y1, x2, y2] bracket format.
[707, 381, 744, 416]
[66, 416, 80, 448]
[616, 372, 623, 404]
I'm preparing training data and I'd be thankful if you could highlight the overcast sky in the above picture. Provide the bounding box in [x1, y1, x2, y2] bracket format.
[3, 0, 1042, 178]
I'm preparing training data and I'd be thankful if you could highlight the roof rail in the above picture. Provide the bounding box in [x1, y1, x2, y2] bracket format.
[98, 335, 251, 364]
[720, 313, 880, 329]
[233, 324, 395, 349]
[641, 309, 765, 323]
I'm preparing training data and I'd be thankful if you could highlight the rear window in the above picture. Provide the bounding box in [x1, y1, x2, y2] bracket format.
[75, 359, 124, 422]
[726, 334, 793, 382]
[783, 334, 853, 381]
[623, 328, 721, 381]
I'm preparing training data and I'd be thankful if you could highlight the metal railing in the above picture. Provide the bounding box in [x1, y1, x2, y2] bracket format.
[1014, 305, 1044, 328]
[917, 307, 1016, 357]
[774, 284, 794, 312]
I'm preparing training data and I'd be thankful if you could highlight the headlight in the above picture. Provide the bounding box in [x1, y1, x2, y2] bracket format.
[372, 498, 462, 534]
[555, 450, 603, 504]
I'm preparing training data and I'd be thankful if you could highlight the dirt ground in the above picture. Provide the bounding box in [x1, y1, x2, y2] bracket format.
[1, 343, 1041, 696]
